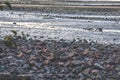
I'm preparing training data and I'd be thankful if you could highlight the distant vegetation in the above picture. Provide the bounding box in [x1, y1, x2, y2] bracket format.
[0, 1, 12, 10]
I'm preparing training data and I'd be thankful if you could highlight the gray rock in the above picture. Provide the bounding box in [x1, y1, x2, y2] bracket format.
[9, 62, 18, 67]
[17, 74, 32, 80]
[22, 64, 30, 70]
[94, 63, 104, 69]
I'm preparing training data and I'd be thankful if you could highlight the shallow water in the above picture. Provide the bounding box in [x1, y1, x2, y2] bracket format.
[0, 10, 120, 44]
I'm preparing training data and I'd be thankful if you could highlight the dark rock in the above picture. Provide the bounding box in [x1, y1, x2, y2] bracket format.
[0, 47, 3, 53]
[0, 73, 18, 80]
[13, 22, 16, 24]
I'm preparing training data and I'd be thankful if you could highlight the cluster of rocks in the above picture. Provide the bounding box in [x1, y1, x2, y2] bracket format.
[0, 39, 120, 80]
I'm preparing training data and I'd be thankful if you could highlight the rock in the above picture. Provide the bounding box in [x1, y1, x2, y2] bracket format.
[40, 36, 44, 38]
[71, 60, 84, 65]
[17, 74, 32, 80]
[34, 62, 41, 68]
[0, 38, 120, 79]
[37, 73, 44, 78]
[0, 53, 6, 58]
[22, 64, 30, 70]
[29, 70, 34, 74]
[91, 69, 99, 74]
[10, 68, 22, 74]
[32, 66, 37, 71]
[90, 47, 97, 51]
[68, 72, 77, 79]
[64, 61, 71, 66]
[16, 60, 25, 65]
[25, 50, 32, 54]
[87, 79, 92, 80]
[17, 52, 24, 58]
[0, 66, 5, 70]
[7, 56, 14, 59]
[13, 22, 16, 24]
[0, 47, 3, 53]
[94, 63, 104, 70]
[9, 62, 18, 67]
[82, 49, 89, 55]
[87, 58, 94, 65]
[82, 68, 91, 75]
[105, 64, 115, 71]
[58, 62, 64, 66]
[67, 53, 74, 58]
[60, 67, 70, 74]
[43, 60, 49, 65]
[0, 73, 18, 80]
[44, 67, 50, 74]
[44, 53, 54, 60]
[95, 28, 103, 32]
[72, 66, 81, 74]
[115, 67, 120, 71]
[21, 46, 32, 54]
[29, 55, 37, 61]
[56, 74, 65, 78]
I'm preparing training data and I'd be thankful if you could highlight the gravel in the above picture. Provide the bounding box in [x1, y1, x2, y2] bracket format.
[0, 38, 120, 80]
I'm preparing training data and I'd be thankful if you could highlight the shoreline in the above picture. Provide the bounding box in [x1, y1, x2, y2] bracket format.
[0, 10, 120, 44]
[1, 4, 120, 16]
[0, 1, 120, 80]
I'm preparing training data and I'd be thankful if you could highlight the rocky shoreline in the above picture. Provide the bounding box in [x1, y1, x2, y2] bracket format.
[0, 1, 120, 79]
[0, 37, 120, 80]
